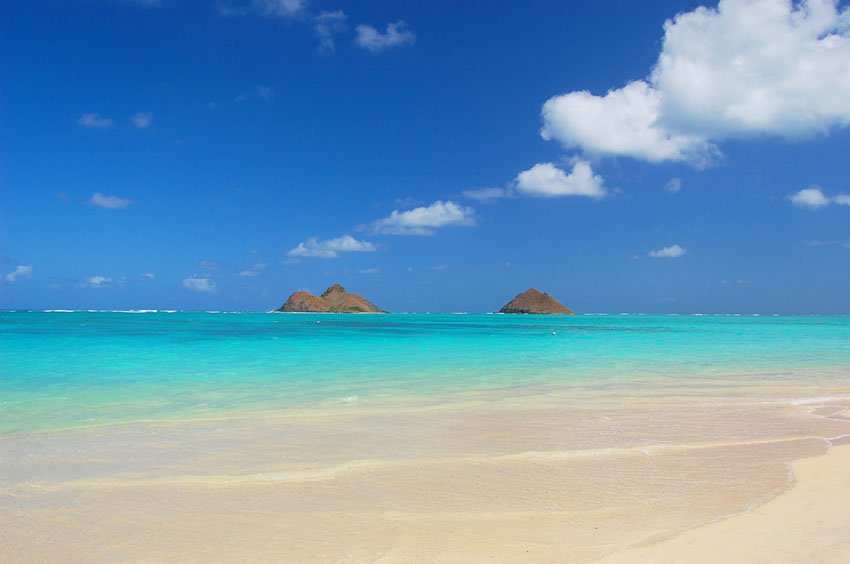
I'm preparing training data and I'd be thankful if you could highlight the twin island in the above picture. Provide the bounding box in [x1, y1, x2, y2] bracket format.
[276, 284, 575, 314]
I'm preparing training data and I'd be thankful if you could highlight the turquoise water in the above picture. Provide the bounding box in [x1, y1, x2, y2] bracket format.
[2, 311, 850, 433]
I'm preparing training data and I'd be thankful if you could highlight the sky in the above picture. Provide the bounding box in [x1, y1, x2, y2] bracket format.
[2, 0, 850, 313]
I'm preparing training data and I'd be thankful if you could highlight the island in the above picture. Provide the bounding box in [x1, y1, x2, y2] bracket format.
[499, 288, 575, 314]
[276, 283, 384, 313]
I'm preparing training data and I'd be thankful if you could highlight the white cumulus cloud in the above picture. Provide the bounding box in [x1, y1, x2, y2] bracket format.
[372, 200, 475, 236]
[77, 113, 115, 129]
[515, 161, 606, 198]
[541, 81, 711, 164]
[183, 277, 217, 293]
[833, 193, 850, 206]
[790, 186, 850, 208]
[540, 0, 850, 165]
[790, 186, 831, 208]
[649, 244, 687, 258]
[287, 235, 376, 258]
[90, 192, 132, 209]
[355, 20, 415, 53]
[5, 264, 32, 283]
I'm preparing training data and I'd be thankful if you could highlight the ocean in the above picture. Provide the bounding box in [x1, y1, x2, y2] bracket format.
[3, 311, 850, 561]
[3, 311, 850, 434]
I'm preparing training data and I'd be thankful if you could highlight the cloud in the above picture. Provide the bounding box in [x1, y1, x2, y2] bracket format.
[358, 267, 380, 274]
[287, 235, 376, 258]
[314, 10, 347, 53]
[5, 264, 32, 283]
[183, 277, 217, 292]
[462, 186, 515, 202]
[372, 200, 475, 235]
[788, 186, 850, 209]
[649, 244, 687, 258]
[541, 81, 711, 164]
[141, 272, 156, 280]
[219, 0, 307, 18]
[77, 113, 115, 129]
[515, 160, 606, 198]
[665, 177, 682, 194]
[90, 192, 132, 209]
[81, 275, 112, 288]
[256, 85, 273, 102]
[431, 264, 448, 271]
[540, 0, 850, 165]
[355, 20, 415, 53]
[254, 0, 305, 17]
[237, 263, 268, 277]
[790, 187, 831, 209]
[131, 112, 152, 128]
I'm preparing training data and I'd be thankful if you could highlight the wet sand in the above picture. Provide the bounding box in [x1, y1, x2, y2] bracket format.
[1, 385, 849, 562]
[600, 441, 850, 563]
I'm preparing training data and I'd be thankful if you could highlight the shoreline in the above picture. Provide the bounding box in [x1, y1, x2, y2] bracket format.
[2, 391, 849, 562]
[599, 438, 850, 563]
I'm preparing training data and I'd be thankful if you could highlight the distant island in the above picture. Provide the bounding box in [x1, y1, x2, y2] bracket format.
[276, 284, 384, 313]
[499, 288, 575, 314]
[276, 285, 573, 314]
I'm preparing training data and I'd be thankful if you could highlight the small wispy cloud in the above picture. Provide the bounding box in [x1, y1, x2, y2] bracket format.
[462, 186, 515, 203]
[355, 20, 415, 53]
[358, 267, 380, 275]
[183, 277, 217, 293]
[77, 113, 115, 129]
[804, 240, 850, 249]
[80, 275, 112, 288]
[372, 200, 474, 236]
[287, 235, 376, 259]
[648, 244, 687, 259]
[218, 0, 307, 18]
[237, 263, 268, 277]
[314, 10, 347, 53]
[5, 264, 32, 283]
[131, 112, 152, 128]
[141, 272, 156, 280]
[665, 177, 682, 194]
[90, 192, 132, 209]
[256, 85, 273, 102]
[119, 0, 162, 6]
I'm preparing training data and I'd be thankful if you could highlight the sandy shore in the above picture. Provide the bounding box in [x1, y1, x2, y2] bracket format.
[600, 441, 850, 564]
[1, 394, 849, 562]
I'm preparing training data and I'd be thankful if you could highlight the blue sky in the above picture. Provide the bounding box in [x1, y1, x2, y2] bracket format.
[2, 0, 850, 313]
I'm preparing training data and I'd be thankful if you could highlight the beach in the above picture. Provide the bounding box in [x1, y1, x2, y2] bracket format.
[601, 437, 850, 564]
[2, 312, 850, 561]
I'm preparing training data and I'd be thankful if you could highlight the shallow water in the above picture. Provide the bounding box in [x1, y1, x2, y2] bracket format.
[2, 312, 850, 561]
[3, 311, 850, 432]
